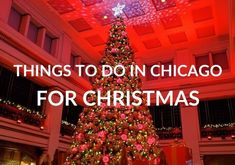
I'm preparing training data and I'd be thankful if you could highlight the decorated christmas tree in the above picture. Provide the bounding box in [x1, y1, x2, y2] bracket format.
[65, 17, 162, 165]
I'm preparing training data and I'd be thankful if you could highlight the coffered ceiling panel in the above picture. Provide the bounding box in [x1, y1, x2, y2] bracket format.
[43, 0, 229, 61]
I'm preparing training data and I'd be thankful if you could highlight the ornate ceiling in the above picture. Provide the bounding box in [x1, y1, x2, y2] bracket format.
[44, 0, 229, 62]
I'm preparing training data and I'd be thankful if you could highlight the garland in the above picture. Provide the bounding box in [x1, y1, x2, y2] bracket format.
[203, 123, 235, 129]
[201, 123, 235, 139]
[60, 120, 182, 139]
[61, 120, 77, 136]
[61, 120, 76, 129]
[0, 98, 46, 127]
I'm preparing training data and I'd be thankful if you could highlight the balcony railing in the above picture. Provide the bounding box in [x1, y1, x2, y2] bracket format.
[157, 127, 182, 140]
[201, 123, 235, 139]
[60, 120, 76, 136]
[0, 98, 46, 128]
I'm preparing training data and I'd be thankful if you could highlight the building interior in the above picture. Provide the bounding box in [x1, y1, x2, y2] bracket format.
[0, 0, 235, 164]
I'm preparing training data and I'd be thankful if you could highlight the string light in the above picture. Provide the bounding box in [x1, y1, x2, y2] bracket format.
[0, 98, 46, 128]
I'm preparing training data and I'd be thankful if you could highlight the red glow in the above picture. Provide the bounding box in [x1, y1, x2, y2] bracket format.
[46, 0, 228, 62]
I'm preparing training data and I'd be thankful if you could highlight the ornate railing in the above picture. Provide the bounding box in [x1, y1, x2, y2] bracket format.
[0, 98, 46, 128]
[60, 120, 76, 136]
[201, 123, 235, 139]
[156, 127, 182, 140]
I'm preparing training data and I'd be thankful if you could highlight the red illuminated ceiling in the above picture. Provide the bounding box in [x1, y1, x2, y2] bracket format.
[44, 0, 229, 62]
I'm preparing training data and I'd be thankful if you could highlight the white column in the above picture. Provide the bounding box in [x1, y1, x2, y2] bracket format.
[0, 0, 12, 23]
[180, 105, 201, 165]
[43, 87, 64, 161]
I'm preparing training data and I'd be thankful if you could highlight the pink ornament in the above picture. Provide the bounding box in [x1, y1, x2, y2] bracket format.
[87, 122, 94, 128]
[105, 69, 110, 75]
[128, 105, 133, 109]
[121, 134, 128, 141]
[117, 78, 123, 84]
[135, 144, 142, 151]
[138, 113, 143, 119]
[89, 112, 95, 118]
[71, 147, 78, 153]
[122, 31, 127, 36]
[97, 87, 103, 91]
[120, 113, 126, 119]
[138, 124, 144, 130]
[147, 137, 156, 145]
[80, 114, 84, 120]
[111, 48, 118, 53]
[116, 22, 122, 26]
[76, 133, 84, 140]
[102, 155, 110, 163]
[98, 131, 106, 138]
[87, 97, 93, 102]
[116, 103, 121, 108]
[101, 102, 106, 108]
[80, 144, 88, 152]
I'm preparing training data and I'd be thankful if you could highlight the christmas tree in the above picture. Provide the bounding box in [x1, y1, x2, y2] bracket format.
[65, 17, 162, 165]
